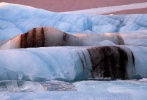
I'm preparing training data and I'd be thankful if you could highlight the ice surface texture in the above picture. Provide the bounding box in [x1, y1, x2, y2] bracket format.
[0, 80, 45, 92]
[0, 47, 92, 81]
[0, 80, 147, 100]
[0, 2, 147, 100]
[0, 27, 124, 49]
[0, 2, 147, 40]
[1, 27, 147, 50]
[0, 46, 146, 81]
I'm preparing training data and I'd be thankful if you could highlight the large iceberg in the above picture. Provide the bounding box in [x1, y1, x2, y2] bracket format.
[0, 2, 147, 100]
[0, 3, 147, 40]
[0, 46, 147, 81]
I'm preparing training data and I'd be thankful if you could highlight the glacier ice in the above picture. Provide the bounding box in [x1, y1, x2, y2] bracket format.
[0, 46, 146, 81]
[0, 3, 147, 40]
[0, 47, 92, 81]
[0, 2, 147, 100]
[0, 27, 124, 49]
[1, 27, 147, 50]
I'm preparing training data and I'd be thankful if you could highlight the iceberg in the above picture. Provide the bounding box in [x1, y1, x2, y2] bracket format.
[0, 3, 147, 40]
[0, 27, 124, 49]
[0, 47, 92, 81]
[0, 46, 146, 81]
[0, 2, 147, 100]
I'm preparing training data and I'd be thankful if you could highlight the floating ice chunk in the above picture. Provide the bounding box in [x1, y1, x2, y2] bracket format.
[41, 80, 76, 91]
[0, 80, 45, 92]
[139, 78, 147, 82]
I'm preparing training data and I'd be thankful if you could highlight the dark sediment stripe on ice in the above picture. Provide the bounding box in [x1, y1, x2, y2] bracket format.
[62, 32, 70, 46]
[21, 32, 28, 48]
[117, 34, 125, 45]
[36, 27, 45, 47]
[20, 27, 45, 48]
[63, 32, 69, 42]
[130, 50, 135, 66]
[27, 28, 36, 47]
[88, 46, 128, 80]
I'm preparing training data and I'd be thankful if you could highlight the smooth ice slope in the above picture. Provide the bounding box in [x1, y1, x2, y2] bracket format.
[0, 3, 147, 40]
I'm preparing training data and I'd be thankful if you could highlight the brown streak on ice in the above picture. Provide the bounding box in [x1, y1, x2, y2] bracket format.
[88, 46, 128, 80]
